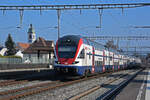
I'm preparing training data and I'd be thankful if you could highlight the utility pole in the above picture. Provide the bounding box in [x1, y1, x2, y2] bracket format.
[57, 10, 61, 39]
[98, 9, 103, 29]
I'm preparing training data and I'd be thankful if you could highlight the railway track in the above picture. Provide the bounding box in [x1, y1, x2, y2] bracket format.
[0, 80, 28, 87]
[69, 69, 142, 100]
[0, 69, 136, 100]
[0, 70, 54, 87]
[0, 72, 36, 87]
[0, 76, 36, 87]
[0, 77, 95, 99]
[0, 81, 61, 99]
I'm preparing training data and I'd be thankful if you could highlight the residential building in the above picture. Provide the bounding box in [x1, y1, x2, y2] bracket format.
[23, 37, 54, 66]
[15, 42, 30, 58]
[0, 47, 7, 56]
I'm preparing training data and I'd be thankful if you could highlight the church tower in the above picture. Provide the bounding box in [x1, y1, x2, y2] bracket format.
[28, 24, 36, 43]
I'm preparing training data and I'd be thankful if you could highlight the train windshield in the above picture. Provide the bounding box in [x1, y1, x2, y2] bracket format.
[57, 35, 80, 58]
[58, 46, 76, 58]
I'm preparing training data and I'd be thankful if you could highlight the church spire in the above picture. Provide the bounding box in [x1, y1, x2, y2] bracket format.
[28, 24, 36, 43]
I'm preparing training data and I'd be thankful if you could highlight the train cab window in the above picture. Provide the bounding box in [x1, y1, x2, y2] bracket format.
[78, 49, 85, 59]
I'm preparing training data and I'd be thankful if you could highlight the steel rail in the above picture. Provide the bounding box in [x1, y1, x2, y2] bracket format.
[68, 69, 141, 100]
[100, 69, 142, 100]
[0, 80, 15, 84]
[0, 81, 60, 95]
[0, 80, 28, 87]
[0, 71, 117, 100]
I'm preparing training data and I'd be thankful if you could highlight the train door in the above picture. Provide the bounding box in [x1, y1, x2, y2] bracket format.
[92, 47, 95, 73]
[78, 48, 85, 66]
[84, 48, 88, 66]
[103, 50, 105, 72]
[108, 52, 110, 70]
[113, 53, 114, 71]
[118, 55, 120, 70]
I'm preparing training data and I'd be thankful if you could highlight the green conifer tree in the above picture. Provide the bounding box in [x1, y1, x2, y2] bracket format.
[5, 34, 16, 56]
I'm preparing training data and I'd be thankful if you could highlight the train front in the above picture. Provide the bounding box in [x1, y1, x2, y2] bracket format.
[54, 35, 82, 75]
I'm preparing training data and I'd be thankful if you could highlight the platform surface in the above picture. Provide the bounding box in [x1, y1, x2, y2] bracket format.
[115, 69, 149, 100]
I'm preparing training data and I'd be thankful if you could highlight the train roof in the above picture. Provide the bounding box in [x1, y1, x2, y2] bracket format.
[59, 35, 104, 46]
[59, 35, 126, 54]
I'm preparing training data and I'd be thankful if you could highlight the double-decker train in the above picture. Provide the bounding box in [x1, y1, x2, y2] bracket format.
[54, 35, 140, 76]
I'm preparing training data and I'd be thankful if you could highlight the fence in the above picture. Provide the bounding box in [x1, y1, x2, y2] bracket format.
[0, 58, 22, 64]
[0, 58, 54, 64]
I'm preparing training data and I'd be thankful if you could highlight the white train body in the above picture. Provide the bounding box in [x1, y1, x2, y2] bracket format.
[54, 35, 139, 76]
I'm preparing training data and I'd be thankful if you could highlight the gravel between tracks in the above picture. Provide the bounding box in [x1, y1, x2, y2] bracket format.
[0, 80, 53, 92]
[20, 69, 135, 100]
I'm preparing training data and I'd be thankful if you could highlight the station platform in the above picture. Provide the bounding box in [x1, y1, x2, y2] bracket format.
[115, 68, 150, 100]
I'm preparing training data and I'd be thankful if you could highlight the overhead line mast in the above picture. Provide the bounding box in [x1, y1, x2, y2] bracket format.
[84, 36, 150, 40]
[0, 3, 149, 10]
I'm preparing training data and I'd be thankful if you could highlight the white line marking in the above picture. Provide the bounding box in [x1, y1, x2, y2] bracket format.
[136, 71, 147, 100]
[145, 70, 150, 100]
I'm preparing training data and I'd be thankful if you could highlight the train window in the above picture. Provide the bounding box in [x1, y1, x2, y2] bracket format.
[95, 61, 103, 67]
[100, 61, 103, 65]
[89, 52, 91, 59]
[78, 49, 85, 59]
[110, 56, 112, 61]
[97, 61, 98, 66]
[114, 62, 118, 66]
[95, 61, 97, 66]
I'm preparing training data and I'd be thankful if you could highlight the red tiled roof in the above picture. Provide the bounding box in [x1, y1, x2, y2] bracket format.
[17, 43, 30, 51]
[23, 37, 54, 54]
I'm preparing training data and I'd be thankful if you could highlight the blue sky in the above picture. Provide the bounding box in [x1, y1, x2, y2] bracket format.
[0, 0, 150, 53]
